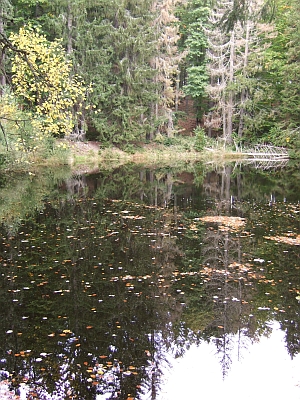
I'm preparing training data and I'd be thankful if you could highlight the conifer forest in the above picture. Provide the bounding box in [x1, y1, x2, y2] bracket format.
[0, 0, 299, 159]
[1, 2, 300, 399]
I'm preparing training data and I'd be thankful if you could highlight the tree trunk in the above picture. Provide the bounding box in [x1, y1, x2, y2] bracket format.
[67, 1, 73, 55]
[226, 30, 235, 144]
[0, 7, 6, 91]
[238, 17, 251, 138]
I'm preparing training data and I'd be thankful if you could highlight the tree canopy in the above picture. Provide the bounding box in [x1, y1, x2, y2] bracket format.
[0, 0, 299, 160]
[10, 25, 86, 137]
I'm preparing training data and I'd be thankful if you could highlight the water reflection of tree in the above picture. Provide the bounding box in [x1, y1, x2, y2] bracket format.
[201, 223, 253, 377]
[248, 210, 300, 360]
[61, 165, 206, 213]
[203, 165, 233, 202]
[0, 195, 188, 399]
[1, 163, 300, 397]
[180, 204, 272, 377]
[181, 194, 300, 377]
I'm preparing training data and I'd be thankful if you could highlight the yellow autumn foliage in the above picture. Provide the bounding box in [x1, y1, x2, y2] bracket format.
[0, 91, 19, 121]
[9, 26, 86, 137]
[0, 90, 43, 157]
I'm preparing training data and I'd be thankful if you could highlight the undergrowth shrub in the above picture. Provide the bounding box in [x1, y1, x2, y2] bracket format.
[194, 127, 207, 151]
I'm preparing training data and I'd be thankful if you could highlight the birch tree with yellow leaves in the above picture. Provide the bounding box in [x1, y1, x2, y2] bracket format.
[9, 25, 86, 138]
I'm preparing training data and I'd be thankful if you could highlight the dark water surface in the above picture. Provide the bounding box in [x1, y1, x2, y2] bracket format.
[0, 160, 300, 399]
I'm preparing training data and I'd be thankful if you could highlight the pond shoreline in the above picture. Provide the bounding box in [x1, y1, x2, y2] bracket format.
[63, 140, 242, 175]
[0, 139, 290, 174]
[0, 152, 298, 400]
[65, 140, 290, 174]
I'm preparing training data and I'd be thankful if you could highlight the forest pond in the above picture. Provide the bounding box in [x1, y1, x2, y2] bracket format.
[0, 159, 300, 399]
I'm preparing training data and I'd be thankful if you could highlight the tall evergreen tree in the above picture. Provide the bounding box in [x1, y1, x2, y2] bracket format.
[204, 0, 274, 144]
[278, 0, 300, 133]
[235, 0, 297, 145]
[204, 0, 237, 142]
[177, 0, 210, 123]
[152, 0, 185, 138]
[98, 1, 159, 143]
[47, 0, 159, 143]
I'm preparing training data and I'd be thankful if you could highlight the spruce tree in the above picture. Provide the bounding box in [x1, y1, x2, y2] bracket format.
[47, 0, 159, 144]
[151, 0, 185, 138]
[278, 0, 300, 131]
[177, 0, 210, 123]
[204, 0, 271, 144]
[204, 0, 237, 142]
[96, 0, 159, 143]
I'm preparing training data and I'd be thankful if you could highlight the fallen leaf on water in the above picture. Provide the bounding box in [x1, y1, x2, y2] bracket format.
[198, 216, 246, 231]
[264, 234, 300, 246]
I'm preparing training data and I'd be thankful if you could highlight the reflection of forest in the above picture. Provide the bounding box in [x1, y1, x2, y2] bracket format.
[61, 162, 295, 215]
[0, 163, 299, 398]
[0, 191, 188, 399]
[181, 201, 300, 378]
[200, 223, 259, 377]
[203, 166, 233, 201]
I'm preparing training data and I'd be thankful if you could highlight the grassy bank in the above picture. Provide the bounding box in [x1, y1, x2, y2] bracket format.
[0, 136, 267, 174]
[67, 138, 245, 171]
